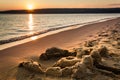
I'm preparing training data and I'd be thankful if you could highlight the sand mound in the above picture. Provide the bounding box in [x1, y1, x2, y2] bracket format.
[98, 46, 109, 57]
[90, 50, 102, 63]
[61, 67, 73, 77]
[39, 47, 76, 60]
[81, 55, 94, 69]
[76, 47, 92, 58]
[72, 55, 94, 79]
[45, 67, 62, 77]
[84, 40, 99, 47]
[53, 56, 80, 68]
[18, 61, 44, 73]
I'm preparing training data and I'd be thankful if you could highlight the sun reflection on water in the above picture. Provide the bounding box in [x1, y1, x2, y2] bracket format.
[28, 14, 38, 40]
[28, 14, 33, 30]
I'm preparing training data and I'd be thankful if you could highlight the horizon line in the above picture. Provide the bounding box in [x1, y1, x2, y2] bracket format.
[1, 7, 120, 11]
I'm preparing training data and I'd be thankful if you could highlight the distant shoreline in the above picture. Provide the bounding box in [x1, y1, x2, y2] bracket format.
[0, 8, 120, 14]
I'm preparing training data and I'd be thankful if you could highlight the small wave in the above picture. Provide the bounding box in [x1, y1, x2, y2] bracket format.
[16, 29, 29, 32]
[0, 24, 75, 45]
[8, 32, 19, 35]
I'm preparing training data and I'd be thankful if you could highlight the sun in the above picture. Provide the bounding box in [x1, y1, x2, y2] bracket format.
[27, 4, 34, 10]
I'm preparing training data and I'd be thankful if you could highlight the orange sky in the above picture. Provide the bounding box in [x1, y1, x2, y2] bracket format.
[0, 0, 120, 11]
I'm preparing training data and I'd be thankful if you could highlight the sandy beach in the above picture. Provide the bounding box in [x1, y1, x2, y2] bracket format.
[0, 17, 120, 80]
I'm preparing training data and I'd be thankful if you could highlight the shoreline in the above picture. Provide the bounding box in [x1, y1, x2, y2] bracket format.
[0, 17, 120, 79]
[0, 17, 116, 50]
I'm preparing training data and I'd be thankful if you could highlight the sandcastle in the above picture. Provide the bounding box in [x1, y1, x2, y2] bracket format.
[18, 44, 120, 79]
[17, 25, 120, 80]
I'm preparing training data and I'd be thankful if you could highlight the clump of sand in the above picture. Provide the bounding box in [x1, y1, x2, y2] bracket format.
[39, 47, 76, 60]
[53, 56, 80, 68]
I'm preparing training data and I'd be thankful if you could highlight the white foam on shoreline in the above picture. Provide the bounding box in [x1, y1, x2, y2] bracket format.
[0, 17, 118, 50]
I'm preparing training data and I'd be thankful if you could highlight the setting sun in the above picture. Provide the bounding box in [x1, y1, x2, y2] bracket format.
[27, 4, 34, 10]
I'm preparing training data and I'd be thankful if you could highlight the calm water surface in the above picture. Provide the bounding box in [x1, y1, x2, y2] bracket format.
[0, 14, 120, 42]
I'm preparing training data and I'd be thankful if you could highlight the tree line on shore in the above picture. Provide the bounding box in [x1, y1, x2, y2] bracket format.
[0, 8, 120, 14]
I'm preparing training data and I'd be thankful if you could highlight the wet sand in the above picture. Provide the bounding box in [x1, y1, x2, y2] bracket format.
[0, 17, 120, 80]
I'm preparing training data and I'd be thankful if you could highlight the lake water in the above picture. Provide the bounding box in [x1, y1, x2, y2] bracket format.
[0, 14, 120, 44]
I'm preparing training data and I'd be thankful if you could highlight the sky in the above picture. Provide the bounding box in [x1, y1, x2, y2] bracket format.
[0, 0, 120, 11]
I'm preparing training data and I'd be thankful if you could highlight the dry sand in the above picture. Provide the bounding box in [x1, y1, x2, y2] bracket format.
[0, 17, 120, 80]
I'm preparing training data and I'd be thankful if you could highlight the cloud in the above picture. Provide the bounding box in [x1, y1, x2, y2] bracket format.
[109, 3, 120, 6]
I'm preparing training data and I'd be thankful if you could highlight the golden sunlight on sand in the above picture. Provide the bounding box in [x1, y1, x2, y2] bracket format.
[31, 36, 38, 40]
